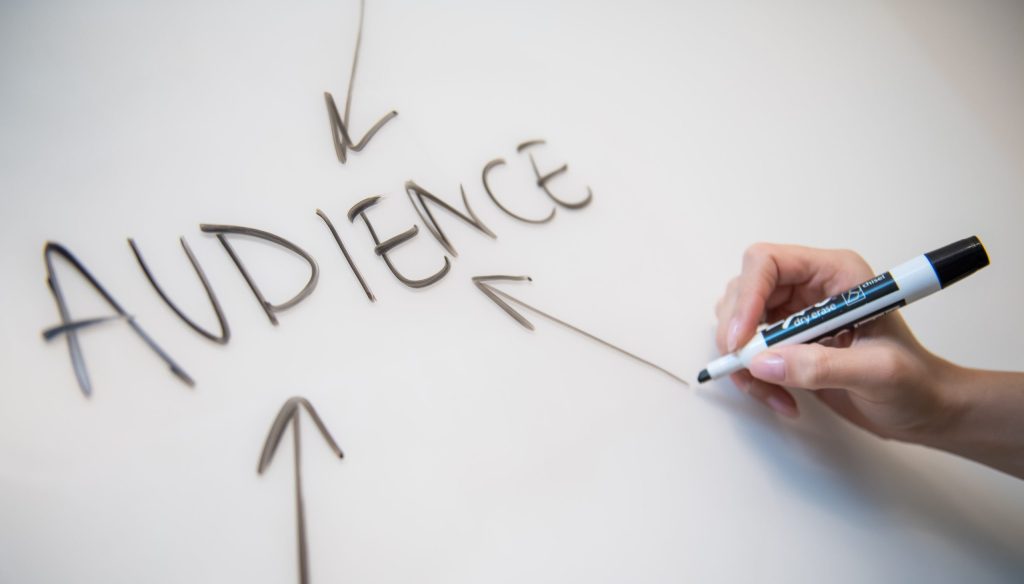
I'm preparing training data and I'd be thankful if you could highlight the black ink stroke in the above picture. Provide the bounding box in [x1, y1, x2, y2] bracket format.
[258, 397, 344, 584]
[200, 224, 319, 326]
[473, 275, 536, 330]
[41, 314, 130, 341]
[42, 242, 194, 397]
[348, 195, 450, 288]
[518, 139, 593, 209]
[315, 209, 376, 302]
[482, 158, 557, 224]
[405, 180, 496, 257]
[473, 276, 689, 386]
[324, 0, 397, 164]
[129, 237, 231, 344]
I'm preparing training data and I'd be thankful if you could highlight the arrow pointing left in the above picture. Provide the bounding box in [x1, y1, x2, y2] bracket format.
[473, 275, 689, 387]
[258, 397, 344, 584]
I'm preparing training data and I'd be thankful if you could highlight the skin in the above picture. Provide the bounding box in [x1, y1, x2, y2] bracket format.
[715, 243, 1024, 479]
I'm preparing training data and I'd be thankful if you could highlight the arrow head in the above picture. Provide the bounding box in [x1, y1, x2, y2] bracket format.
[472, 275, 535, 330]
[258, 397, 344, 475]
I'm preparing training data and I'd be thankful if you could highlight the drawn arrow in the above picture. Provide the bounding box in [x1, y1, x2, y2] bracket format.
[258, 397, 344, 584]
[323, 0, 397, 164]
[472, 276, 689, 386]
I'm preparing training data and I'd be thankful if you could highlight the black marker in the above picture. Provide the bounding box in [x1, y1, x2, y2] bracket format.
[698, 236, 989, 383]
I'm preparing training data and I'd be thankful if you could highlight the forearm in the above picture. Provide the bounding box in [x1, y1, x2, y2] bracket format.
[922, 366, 1024, 479]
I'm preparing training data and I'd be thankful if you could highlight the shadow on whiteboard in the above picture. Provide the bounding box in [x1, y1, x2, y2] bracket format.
[700, 381, 1024, 577]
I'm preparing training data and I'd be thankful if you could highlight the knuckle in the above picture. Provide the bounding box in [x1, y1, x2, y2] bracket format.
[803, 347, 833, 388]
[715, 329, 728, 353]
[838, 248, 872, 274]
[742, 242, 772, 266]
[874, 350, 904, 383]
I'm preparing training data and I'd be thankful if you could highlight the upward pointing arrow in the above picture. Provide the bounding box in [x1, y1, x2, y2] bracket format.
[473, 276, 689, 387]
[258, 397, 344, 584]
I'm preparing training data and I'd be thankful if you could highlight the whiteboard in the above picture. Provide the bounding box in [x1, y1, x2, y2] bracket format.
[2, 0, 1023, 582]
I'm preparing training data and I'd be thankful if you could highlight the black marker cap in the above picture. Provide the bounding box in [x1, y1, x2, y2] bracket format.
[924, 236, 989, 289]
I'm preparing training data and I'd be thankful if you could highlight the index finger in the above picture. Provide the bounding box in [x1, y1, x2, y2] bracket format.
[726, 243, 847, 352]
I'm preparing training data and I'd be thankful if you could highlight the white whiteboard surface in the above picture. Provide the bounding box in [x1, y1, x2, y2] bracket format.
[2, 1, 1023, 582]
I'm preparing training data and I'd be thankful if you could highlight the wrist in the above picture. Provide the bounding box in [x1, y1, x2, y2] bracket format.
[910, 364, 1024, 479]
[910, 359, 972, 450]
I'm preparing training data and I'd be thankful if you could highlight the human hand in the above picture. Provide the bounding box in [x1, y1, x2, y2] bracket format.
[714, 243, 960, 443]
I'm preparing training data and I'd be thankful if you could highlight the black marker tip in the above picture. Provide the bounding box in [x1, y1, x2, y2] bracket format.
[697, 369, 710, 384]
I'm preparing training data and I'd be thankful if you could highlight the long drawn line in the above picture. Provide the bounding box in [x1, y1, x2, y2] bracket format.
[343, 0, 366, 130]
[488, 287, 689, 387]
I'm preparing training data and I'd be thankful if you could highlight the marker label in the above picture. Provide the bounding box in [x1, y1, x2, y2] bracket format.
[761, 272, 899, 346]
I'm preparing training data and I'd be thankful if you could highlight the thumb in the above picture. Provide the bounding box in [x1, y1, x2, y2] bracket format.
[748, 343, 901, 394]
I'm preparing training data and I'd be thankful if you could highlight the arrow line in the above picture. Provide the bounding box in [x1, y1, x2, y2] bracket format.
[258, 397, 344, 584]
[473, 276, 689, 387]
[324, 0, 397, 163]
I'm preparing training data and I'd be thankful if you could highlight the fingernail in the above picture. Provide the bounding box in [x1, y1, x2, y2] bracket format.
[767, 396, 797, 418]
[750, 353, 785, 383]
[726, 318, 742, 352]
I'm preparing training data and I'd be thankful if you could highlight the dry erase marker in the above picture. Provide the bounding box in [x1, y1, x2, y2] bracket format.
[697, 236, 990, 384]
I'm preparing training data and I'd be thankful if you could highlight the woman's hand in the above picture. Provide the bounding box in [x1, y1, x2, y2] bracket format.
[714, 243, 1024, 478]
[714, 243, 959, 443]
